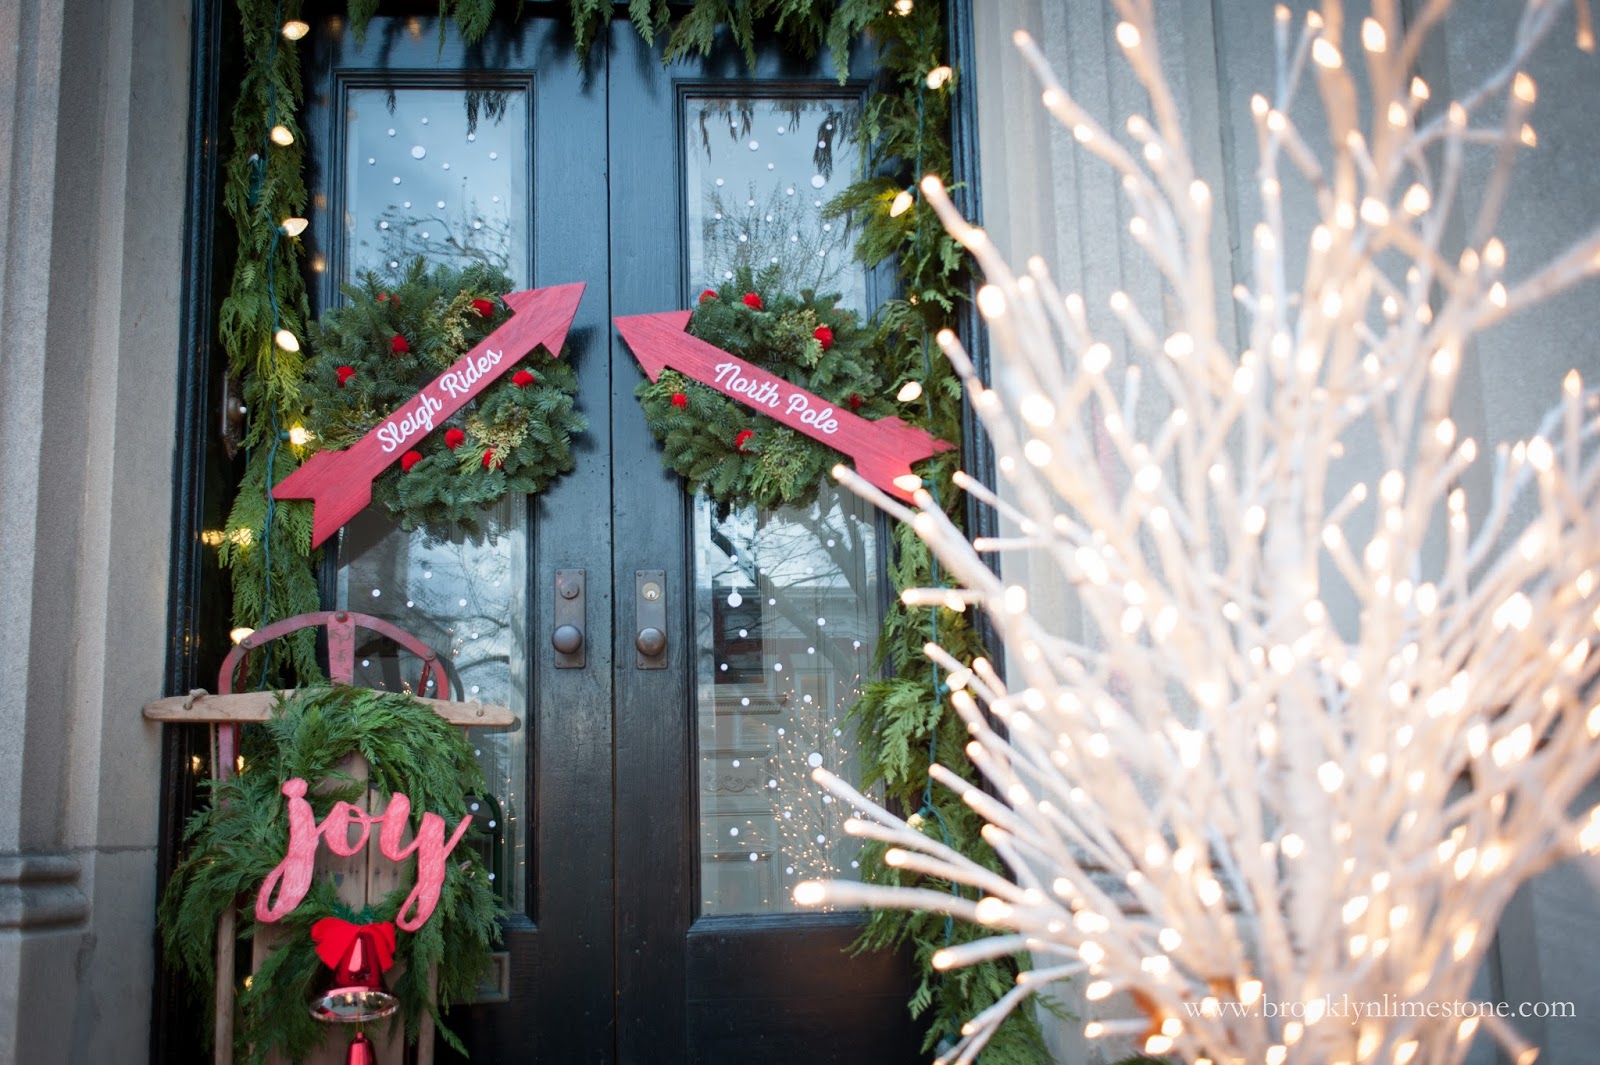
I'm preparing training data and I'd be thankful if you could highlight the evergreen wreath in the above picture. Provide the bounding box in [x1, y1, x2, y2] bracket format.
[635, 270, 892, 510]
[157, 687, 503, 1065]
[301, 258, 585, 533]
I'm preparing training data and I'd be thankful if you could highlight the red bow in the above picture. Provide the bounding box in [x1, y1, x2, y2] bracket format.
[310, 917, 397, 973]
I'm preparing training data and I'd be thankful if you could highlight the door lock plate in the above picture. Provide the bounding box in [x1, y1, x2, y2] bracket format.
[635, 569, 667, 670]
[553, 569, 585, 668]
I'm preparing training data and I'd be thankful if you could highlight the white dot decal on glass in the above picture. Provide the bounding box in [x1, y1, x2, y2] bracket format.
[470, 802, 481, 812]
[379, 221, 389, 229]
[851, 860, 859, 869]
[405, 600, 413, 608]
[823, 223, 833, 232]
[771, 257, 779, 264]
[815, 834, 826, 843]
[492, 579, 500, 587]
[441, 162, 450, 170]
[817, 617, 827, 626]
[786, 187, 795, 195]
[818, 140, 826, 148]
[790, 234, 799, 243]
[773, 663, 783, 672]
[472, 221, 482, 229]
[729, 827, 739, 837]
[475, 748, 481, 756]
[371, 588, 381, 598]
[731, 759, 741, 767]
[392, 176, 401, 184]
[361, 659, 370, 668]
[767, 163, 775, 170]
[852, 640, 862, 649]
[807, 752, 823, 768]
[738, 628, 747, 638]
[825, 122, 833, 130]
[738, 233, 748, 243]
[423, 569, 432, 578]
[783, 810, 792, 819]
[489, 151, 498, 160]
[719, 663, 728, 672]
[411, 145, 426, 159]
[713, 212, 722, 220]
[817, 250, 826, 258]
[470, 684, 480, 694]
[741, 697, 750, 706]
[458, 598, 467, 607]
[436, 200, 446, 209]
[749, 853, 759, 862]
[387, 128, 396, 137]
[491, 194, 500, 203]
[823, 795, 833, 804]
[768, 598, 776, 605]
[807, 647, 816, 655]
[488, 819, 496, 828]
[727, 591, 743, 607]
[420, 231, 430, 239]
[769, 779, 777, 788]
[746, 199, 756, 207]
[367, 157, 376, 165]
[403, 200, 411, 208]
[777, 728, 786, 736]
[777, 125, 786, 134]
[389, 260, 399, 268]
[785, 865, 794, 874]
[421, 117, 429, 125]
[488, 872, 496, 881]
[748, 140, 760, 151]
[715, 177, 724, 187]
[470, 631, 479, 639]
[834, 728, 842, 737]
[724, 271, 734, 280]
[814, 199, 823, 207]
[803, 694, 814, 704]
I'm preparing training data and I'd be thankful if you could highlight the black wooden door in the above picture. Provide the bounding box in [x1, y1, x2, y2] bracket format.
[305, 10, 919, 1063]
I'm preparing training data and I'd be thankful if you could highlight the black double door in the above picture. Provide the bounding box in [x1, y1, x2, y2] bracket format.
[304, 10, 920, 1064]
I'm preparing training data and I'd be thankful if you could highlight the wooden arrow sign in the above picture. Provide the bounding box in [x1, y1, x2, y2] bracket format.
[274, 282, 586, 548]
[615, 310, 953, 504]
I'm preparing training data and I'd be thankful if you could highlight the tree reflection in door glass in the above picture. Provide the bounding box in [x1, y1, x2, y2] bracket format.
[695, 480, 877, 914]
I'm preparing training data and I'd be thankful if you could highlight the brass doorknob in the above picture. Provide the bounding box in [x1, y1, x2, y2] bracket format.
[552, 624, 583, 654]
[635, 626, 666, 656]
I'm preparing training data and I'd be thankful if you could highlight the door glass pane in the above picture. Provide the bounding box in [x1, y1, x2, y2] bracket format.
[345, 86, 528, 279]
[685, 95, 865, 313]
[685, 93, 874, 915]
[334, 85, 530, 910]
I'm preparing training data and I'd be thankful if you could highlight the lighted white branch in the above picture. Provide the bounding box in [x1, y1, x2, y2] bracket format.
[799, 3, 1600, 1064]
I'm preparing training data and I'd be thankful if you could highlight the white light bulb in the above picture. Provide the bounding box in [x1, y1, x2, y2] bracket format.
[274, 328, 299, 352]
[897, 380, 924, 402]
[889, 189, 915, 217]
[281, 20, 310, 40]
[280, 216, 309, 237]
[925, 65, 953, 90]
[269, 125, 295, 146]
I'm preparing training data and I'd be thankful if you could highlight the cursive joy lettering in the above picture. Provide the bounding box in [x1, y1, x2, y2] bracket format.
[438, 348, 506, 399]
[785, 393, 839, 434]
[712, 361, 782, 409]
[256, 778, 473, 932]
[375, 392, 443, 453]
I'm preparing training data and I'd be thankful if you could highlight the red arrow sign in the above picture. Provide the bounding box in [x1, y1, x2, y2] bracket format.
[274, 282, 585, 548]
[615, 310, 953, 504]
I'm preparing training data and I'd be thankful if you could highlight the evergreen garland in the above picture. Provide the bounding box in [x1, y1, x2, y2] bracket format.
[301, 259, 584, 532]
[218, 2, 1047, 1060]
[157, 686, 503, 1064]
[636, 272, 892, 510]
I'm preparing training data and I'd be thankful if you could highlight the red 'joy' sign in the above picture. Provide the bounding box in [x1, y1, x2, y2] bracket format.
[273, 282, 586, 547]
[615, 310, 953, 503]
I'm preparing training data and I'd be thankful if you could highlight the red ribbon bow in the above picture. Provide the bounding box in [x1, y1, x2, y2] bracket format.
[310, 917, 398, 974]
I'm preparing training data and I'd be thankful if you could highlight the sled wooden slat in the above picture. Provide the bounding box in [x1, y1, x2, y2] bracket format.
[143, 690, 514, 727]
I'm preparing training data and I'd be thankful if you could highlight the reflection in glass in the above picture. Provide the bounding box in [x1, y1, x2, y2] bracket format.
[695, 483, 877, 914]
[345, 87, 528, 281]
[685, 96, 864, 313]
[336, 86, 531, 909]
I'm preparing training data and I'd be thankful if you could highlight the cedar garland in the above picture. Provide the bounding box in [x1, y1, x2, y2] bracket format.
[217, 1, 1046, 1059]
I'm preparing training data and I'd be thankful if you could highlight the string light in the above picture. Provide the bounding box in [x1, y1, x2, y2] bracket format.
[925, 65, 953, 90]
[281, 19, 309, 40]
[892, 0, 913, 13]
[286, 425, 312, 446]
[273, 328, 300, 352]
[269, 124, 295, 146]
[230, 627, 255, 645]
[280, 216, 308, 237]
[896, 380, 924, 402]
[797, 4, 1600, 1064]
[889, 189, 915, 217]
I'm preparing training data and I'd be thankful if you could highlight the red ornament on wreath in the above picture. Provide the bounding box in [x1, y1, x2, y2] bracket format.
[400, 450, 422, 472]
[470, 298, 496, 318]
[734, 429, 755, 452]
[390, 334, 410, 355]
[671, 392, 688, 409]
[336, 365, 356, 387]
[512, 369, 536, 388]
[698, 289, 718, 304]
[742, 292, 764, 310]
[443, 427, 466, 450]
[814, 325, 834, 350]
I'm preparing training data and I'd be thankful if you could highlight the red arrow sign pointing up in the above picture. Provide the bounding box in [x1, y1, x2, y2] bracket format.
[615, 310, 953, 504]
[275, 282, 585, 548]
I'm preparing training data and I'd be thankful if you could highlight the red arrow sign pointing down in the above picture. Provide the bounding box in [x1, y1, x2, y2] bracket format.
[615, 310, 953, 504]
[275, 282, 586, 548]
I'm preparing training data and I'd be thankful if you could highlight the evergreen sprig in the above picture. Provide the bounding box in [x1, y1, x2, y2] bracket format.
[301, 259, 585, 532]
[157, 687, 503, 1064]
[636, 271, 891, 510]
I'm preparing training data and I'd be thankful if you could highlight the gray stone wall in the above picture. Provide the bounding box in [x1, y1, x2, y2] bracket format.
[971, 1, 1600, 1062]
[0, 0, 188, 1060]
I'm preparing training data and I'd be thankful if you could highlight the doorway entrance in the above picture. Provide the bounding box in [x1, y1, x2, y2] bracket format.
[300, 12, 921, 1063]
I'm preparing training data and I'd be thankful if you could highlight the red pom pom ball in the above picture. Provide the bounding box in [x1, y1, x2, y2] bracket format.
[390, 334, 410, 355]
[813, 326, 834, 350]
[734, 429, 755, 452]
[671, 392, 688, 409]
[336, 365, 355, 387]
[698, 289, 718, 304]
[444, 427, 466, 450]
[742, 292, 764, 310]
[400, 450, 422, 472]
[512, 369, 536, 388]
[471, 298, 496, 318]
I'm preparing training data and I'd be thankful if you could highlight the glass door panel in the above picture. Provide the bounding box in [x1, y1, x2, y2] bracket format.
[331, 80, 533, 909]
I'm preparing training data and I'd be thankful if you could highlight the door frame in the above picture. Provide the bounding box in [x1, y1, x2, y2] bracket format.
[153, 2, 987, 1061]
